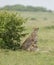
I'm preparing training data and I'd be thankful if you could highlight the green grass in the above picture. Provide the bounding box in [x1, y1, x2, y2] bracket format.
[0, 49, 54, 65]
[0, 11, 54, 65]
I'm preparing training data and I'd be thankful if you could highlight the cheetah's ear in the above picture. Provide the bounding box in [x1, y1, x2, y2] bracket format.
[36, 28, 39, 30]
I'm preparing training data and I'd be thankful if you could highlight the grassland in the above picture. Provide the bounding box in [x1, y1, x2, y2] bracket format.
[0, 12, 54, 65]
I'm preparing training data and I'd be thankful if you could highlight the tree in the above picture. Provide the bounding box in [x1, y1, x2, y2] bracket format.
[0, 5, 52, 12]
[0, 11, 26, 50]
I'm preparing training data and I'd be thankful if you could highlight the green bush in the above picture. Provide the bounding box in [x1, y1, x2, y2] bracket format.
[30, 17, 36, 20]
[0, 11, 26, 50]
[43, 17, 47, 20]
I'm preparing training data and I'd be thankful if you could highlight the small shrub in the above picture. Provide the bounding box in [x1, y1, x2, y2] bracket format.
[30, 17, 36, 20]
[0, 11, 27, 50]
[44, 17, 47, 20]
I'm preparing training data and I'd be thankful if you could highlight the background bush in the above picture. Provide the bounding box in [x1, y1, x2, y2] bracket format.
[0, 11, 26, 50]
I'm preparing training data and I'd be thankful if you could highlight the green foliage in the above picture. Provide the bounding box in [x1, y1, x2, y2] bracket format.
[0, 5, 52, 12]
[0, 11, 26, 50]
[43, 17, 47, 20]
[30, 17, 36, 20]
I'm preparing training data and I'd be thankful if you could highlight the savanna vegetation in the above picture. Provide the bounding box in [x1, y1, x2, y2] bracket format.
[0, 6, 54, 65]
[0, 4, 52, 12]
